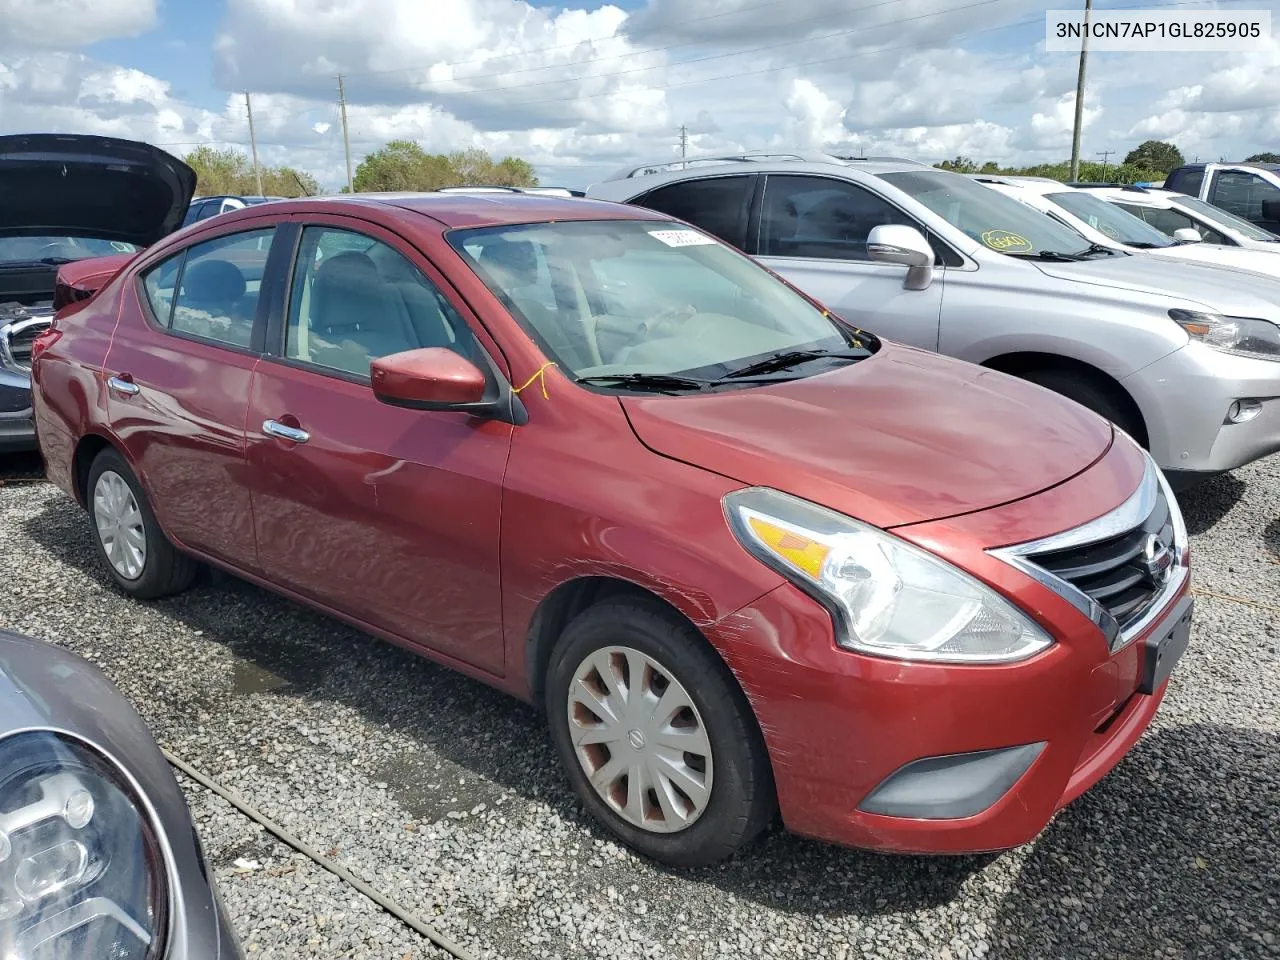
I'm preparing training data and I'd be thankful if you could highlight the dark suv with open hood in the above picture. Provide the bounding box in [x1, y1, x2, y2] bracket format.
[0, 135, 195, 451]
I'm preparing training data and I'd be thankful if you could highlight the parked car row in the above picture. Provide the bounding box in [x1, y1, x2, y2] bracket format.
[15, 132, 1203, 878]
[588, 153, 1280, 486]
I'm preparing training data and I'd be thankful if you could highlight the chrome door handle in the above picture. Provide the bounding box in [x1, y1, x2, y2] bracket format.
[262, 419, 310, 444]
[107, 376, 140, 397]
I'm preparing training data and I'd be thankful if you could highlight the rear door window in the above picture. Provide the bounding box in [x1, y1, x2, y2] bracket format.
[141, 228, 275, 349]
[1210, 171, 1280, 222]
[633, 176, 754, 248]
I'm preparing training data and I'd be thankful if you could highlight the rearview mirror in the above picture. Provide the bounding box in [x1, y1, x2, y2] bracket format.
[1173, 227, 1203, 243]
[371, 348, 491, 412]
[1261, 198, 1280, 221]
[867, 224, 934, 291]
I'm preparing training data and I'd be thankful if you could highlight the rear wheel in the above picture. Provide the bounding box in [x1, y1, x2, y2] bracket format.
[1018, 368, 1143, 442]
[87, 448, 197, 599]
[545, 597, 775, 867]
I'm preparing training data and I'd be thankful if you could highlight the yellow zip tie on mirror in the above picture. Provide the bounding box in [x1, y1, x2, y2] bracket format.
[513, 361, 557, 400]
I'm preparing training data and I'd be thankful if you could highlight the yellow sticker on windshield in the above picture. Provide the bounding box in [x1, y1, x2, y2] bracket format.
[981, 230, 1032, 253]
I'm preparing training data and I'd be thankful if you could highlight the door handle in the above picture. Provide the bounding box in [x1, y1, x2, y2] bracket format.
[107, 375, 140, 398]
[262, 419, 310, 444]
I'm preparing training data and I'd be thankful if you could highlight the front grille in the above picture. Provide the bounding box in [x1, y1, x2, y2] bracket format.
[0, 314, 52, 374]
[991, 454, 1186, 652]
[1025, 490, 1174, 636]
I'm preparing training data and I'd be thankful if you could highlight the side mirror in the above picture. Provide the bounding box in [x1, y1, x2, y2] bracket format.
[371, 348, 492, 413]
[1173, 227, 1203, 243]
[867, 224, 935, 291]
[1261, 198, 1280, 221]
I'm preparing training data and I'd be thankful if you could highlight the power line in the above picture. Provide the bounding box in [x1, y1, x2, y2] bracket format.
[341, 0, 1007, 102]
[339, 0, 916, 86]
[334, 0, 883, 81]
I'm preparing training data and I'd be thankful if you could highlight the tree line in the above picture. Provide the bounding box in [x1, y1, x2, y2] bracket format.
[934, 140, 1280, 184]
[182, 142, 537, 197]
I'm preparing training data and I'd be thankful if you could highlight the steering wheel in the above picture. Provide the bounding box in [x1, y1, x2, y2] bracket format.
[632, 303, 697, 343]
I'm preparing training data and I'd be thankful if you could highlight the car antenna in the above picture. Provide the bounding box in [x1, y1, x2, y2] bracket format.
[290, 170, 313, 197]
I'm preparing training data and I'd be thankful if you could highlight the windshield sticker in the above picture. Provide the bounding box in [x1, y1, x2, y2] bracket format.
[110, 241, 134, 252]
[648, 229, 717, 248]
[980, 230, 1032, 253]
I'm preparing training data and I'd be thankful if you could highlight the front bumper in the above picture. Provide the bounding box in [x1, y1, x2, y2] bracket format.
[707, 440, 1189, 854]
[0, 366, 36, 452]
[1122, 340, 1280, 472]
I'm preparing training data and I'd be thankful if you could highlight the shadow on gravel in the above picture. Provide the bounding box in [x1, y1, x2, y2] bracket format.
[23, 499, 1273, 936]
[0, 452, 45, 481]
[23, 496, 993, 917]
[1262, 518, 1280, 563]
[1179, 472, 1246, 536]
[987, 723, 1279, 959]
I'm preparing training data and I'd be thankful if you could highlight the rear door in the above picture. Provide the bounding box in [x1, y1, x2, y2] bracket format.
[104, 221, 283, 570]
[750, 174, 945, 350]
[244, 215, 512, 675]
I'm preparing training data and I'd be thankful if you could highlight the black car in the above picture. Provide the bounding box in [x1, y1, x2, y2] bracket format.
[0, 135, 195, 452]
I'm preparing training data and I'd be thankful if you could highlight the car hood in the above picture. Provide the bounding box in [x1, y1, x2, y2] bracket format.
[1032, 254, 1280, 318]
[1145, 242, 1280, 275]
[0, 134, 196, 246]
[621, 344, 1114, 529]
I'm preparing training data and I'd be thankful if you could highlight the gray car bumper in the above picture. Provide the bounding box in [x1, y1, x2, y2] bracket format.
[0, 366, 35, 452]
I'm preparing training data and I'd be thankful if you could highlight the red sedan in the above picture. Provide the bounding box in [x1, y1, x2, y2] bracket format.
[31, 193, 1192, 867]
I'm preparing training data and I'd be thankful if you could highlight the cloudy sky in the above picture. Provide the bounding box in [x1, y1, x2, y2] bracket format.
[2, 0, 1279, 190]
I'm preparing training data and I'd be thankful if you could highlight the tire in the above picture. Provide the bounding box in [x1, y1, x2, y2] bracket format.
[1018, 368, 1143, 442]
[545, 596, 775, 867]
[86, 447, 198, 600]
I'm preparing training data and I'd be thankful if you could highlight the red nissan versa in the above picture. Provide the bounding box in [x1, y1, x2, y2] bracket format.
[30, 192, 1193, 868]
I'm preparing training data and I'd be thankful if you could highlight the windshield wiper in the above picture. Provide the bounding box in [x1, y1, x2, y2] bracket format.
[721, 347, 869, 380]
[0, 256, 77, 268]
[575, 373, 712, 393]
[1128, 242, 1170, 249]
[1005, 249, 1082, 262]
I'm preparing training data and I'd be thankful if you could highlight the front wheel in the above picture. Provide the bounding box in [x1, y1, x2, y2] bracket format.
[545, 597, 775, 867]
[87, 448, 198, 600]
[1018, 368, 1144, 442]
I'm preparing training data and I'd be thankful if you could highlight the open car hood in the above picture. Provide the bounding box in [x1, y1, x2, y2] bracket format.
[0, 134, 196, 246]
[621, 344, 1114, 529]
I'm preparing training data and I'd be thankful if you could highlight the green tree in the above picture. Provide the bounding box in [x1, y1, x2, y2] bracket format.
[1122, 140, 1184, 174]
[935, 155, 978, 173]
[1245, 152, 1280, 163]
[352, 141, 539, 193]
[183, 145, 318, 197]
[979, 161, 1000, 173]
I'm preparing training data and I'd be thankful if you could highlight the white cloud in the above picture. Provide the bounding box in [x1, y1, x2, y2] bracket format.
[0, 0, 156, 50]
[7, 0, 1280, 189]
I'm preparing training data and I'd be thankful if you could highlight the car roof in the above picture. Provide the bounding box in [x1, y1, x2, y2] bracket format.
[220, 191, 665, 229]
[589, 155, 932, 200]
[1075, 186, 1177, 207]
[968, 175, 1071, 196]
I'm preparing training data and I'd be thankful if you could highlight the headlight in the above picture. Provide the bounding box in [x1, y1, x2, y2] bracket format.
[1169, 309, 1280, 360]
[724, 487, 1053, 663]
[0, 732, 167, 960]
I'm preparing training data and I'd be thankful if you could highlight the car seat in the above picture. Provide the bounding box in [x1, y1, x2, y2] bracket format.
[307, 251, 420, 372]
[176, 259, 252, 345]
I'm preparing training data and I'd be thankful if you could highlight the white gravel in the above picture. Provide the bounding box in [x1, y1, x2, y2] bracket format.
[1, 450, 1277, 959]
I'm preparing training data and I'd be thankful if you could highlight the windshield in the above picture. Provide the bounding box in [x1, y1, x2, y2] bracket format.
[1173, 195, 1280, 242]
[0, 236, 138, 265]
[1045, 191, 1174, 247]
[880, 170, 1093, 257]
[449, 219, 871, 383]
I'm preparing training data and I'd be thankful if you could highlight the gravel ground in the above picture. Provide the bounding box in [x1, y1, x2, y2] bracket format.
[1, 449, 1278, 960]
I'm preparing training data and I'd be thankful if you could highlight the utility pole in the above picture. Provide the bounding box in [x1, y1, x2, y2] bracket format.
[1068, 0, 1093, 181]
[679, 124, 689, 169]
[244, 92, 264, 197]
[337, 75, 354, 193]
[1096, 149, 1114, 180]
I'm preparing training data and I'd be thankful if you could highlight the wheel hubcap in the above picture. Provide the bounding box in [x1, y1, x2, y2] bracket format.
[567, 646, 714, 834]
[93, 471, 146, 580]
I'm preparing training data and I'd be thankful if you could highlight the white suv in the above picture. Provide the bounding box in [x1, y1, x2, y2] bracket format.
[1076, 184, 1280, 251]
[588, 153, 1280, 484]
[976, 176, 1280, 274]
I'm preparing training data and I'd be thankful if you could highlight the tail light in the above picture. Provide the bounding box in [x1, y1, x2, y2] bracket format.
[30, 327, 62, 364]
